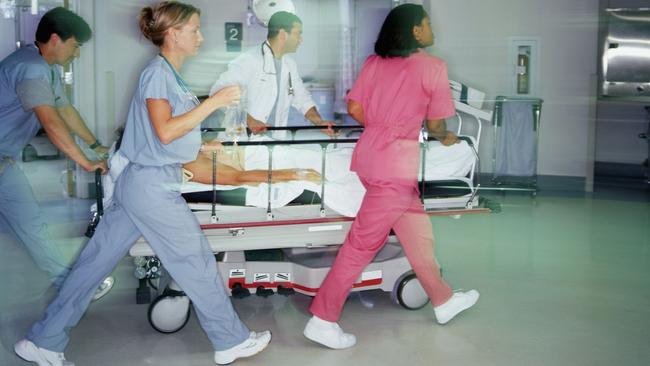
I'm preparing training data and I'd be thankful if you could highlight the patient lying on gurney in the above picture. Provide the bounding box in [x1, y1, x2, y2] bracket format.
[99, 136, 474, 217]
[181, 137, 476, 217]
[182, 143, 322, 186]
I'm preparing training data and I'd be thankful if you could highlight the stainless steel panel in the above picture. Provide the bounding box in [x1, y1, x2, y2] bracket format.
[602, 9, 650, 97]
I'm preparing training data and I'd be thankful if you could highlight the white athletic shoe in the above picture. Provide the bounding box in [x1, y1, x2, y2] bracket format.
[92, 276, 115, 302]
[214, 331, 271, 365]
[434, 290, 480, 325]
[14, 339, 74, 366]
[303, 316, 356, 349]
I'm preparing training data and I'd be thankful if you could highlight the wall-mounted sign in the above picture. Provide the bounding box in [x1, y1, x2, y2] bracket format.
[225, 22, 243, 52]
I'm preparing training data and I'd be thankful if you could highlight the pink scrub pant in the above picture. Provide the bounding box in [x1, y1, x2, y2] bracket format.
[309, 178, 454, 322]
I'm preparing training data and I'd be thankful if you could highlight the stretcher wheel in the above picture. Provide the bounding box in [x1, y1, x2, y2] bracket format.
[147, 291, 191, 334]
[392, 272, 429, 310]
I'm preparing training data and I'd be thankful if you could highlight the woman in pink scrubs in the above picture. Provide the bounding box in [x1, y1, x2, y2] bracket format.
[303, 4, 479, 349]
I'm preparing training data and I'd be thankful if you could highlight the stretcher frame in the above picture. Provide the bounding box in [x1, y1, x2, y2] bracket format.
[89, 123, 489, 333]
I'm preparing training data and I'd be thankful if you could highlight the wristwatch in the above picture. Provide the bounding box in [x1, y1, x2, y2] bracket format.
[88, 140, 101, 150]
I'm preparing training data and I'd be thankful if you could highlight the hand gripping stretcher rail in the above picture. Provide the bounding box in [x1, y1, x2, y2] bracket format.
[87, 119, 491, 334]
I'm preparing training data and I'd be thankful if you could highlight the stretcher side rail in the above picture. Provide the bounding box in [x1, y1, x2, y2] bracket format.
[205, 124, 479, 216]
[202, 129, 361, 222]
[419, 107, 485, 208]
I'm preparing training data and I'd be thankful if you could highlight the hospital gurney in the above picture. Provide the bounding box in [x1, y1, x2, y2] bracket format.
[88, 125, 489, 334]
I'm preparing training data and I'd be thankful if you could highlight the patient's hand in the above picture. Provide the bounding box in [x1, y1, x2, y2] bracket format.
[293, 169, 322, 184]
[199, 140, 224, 157]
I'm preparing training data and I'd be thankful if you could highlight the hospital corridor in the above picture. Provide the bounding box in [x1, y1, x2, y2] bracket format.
[1, 0, 650, 365]
[1, 152, 648, 366]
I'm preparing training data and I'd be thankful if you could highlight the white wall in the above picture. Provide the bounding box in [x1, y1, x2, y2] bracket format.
[7, 0, 607, 179]
[292, 0, 340, 82]
[428, 0, 600, 177]
[0, 14, 16, 61]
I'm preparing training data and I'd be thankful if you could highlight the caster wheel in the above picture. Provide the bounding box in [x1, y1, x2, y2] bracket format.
[255, 286, 274, 298]
[147, 289, 191, 334]
[392, 272, 429, 310]
[277, 285, 295, 296]
[231, 283, 251, 299]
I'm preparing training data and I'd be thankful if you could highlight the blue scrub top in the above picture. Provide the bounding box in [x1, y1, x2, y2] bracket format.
[0, 45, 69, 157]
[120, 56, 201, 166]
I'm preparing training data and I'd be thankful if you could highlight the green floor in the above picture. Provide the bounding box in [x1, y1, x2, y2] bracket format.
[1, 160, 649, 365]
[429, 191, 650, 366]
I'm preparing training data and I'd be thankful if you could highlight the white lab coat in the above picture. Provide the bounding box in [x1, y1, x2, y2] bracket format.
[210, 41, 315, 139]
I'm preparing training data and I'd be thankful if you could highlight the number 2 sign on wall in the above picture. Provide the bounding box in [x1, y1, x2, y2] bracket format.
[225, 22, 243, 52]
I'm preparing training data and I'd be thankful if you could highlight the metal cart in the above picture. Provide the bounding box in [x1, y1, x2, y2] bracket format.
[491, 96, 543, 194]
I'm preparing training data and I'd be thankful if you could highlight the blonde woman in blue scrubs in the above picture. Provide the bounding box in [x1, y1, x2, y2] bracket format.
[14, 2, 270, 365]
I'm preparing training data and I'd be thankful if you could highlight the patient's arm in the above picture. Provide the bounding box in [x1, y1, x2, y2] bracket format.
[183, 154, 321, 186]
[426, 119, 458, 146]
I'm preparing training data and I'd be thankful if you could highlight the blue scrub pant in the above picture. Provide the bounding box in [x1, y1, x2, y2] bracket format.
[26, 163, 250, 352]
[0, 158, 69, 287]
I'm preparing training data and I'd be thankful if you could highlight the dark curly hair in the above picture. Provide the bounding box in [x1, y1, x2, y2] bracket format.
[374, 4, 428, 58]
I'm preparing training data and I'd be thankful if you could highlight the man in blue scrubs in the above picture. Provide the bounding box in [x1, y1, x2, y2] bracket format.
[0, 7, 112, 299]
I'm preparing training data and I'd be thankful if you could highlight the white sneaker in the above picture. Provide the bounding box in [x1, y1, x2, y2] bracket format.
[214, 331, 271, 365]
[434, 290, 480, 325]
[92, 276, 115, 302]
[14, 339, 74, 366]
[303, 316, 356, 349]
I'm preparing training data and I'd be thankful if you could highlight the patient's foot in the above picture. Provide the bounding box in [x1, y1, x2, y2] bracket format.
[303, 316, 356, 349]
[434, 290, 479, 324]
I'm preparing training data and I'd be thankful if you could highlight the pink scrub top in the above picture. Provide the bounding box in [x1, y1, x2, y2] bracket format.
[346, 50, 455, 186]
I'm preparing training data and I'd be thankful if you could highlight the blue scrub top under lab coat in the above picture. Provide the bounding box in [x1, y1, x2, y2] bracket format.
[0, 45, 69, 158]
[119, 56, 200, 166]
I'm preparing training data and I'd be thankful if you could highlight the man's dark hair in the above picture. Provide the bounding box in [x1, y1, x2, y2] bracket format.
[35, 7, 92, 44]
[374, 4, 427, 58]
[267, 11, 302, 39]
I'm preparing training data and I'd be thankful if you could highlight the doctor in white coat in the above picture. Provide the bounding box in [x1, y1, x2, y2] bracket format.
[210, 11, 334, 139]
